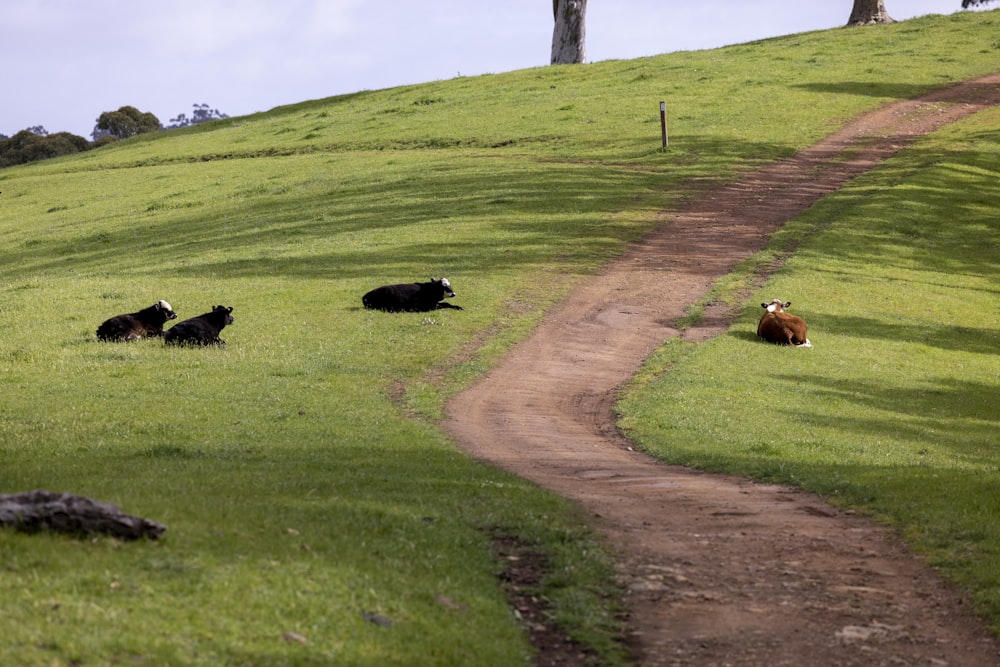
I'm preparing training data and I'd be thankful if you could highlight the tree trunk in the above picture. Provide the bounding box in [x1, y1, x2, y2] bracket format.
[847, 0, 895, 25]
[551, 0, 587, 64]
[0, 490, 166, 540]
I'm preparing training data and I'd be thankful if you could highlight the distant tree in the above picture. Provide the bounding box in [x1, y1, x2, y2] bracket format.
[847, 0, 894, 25]
[551, 0, 587, 64]
[95, 106, 161, 139]
[961, 0, 996, 5]
[42, 132, 90, 156]
[0, 131, 44, 167]
[0, 129, 89, 168]
[91, 126, 113, 143]
[92, 134, 118, 148]
[167, 103, 229, 129]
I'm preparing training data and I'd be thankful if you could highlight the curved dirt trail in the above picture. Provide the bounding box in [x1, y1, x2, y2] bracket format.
[443, 74, 1000, 665]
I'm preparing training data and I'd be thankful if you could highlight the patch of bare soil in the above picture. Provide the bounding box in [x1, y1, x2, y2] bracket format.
[442, 73, 1000, 666]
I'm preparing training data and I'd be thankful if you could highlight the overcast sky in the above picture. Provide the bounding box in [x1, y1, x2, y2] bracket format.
[2, 1, 989, 138]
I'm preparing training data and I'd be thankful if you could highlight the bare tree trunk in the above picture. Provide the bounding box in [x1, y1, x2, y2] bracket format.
[551, 0, 587, 64]
[0, 490, 165, 540]
[847, 0, 895, 25]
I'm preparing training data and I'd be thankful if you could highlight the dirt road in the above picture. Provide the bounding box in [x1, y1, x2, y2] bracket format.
[442, 74, 1000, 665]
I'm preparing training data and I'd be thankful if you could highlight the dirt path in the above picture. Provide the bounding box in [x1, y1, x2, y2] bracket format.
[442, 73, 1000, 666]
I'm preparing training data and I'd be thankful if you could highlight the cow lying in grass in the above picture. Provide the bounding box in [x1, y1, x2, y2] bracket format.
[362, 278, 463, 312]
[757, 299, 812, 347]
[164, 305, 234, 346]
[96, 300, 177, 341]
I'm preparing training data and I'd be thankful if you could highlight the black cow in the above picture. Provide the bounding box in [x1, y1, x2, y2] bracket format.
[362, 278, 463, 312]
[164, 305, 234, 346]
[96, 300, 177, 341]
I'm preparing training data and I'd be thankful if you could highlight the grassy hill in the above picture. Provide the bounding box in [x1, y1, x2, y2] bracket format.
[1, 10, 998, 664]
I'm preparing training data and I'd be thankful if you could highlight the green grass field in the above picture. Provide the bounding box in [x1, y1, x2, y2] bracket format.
[1, 10, 998, 664]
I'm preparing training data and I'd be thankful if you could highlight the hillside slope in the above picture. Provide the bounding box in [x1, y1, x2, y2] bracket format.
[0, 10, 998, 666]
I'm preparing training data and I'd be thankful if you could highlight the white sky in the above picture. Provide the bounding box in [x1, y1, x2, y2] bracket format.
[1, 1, 990, 138]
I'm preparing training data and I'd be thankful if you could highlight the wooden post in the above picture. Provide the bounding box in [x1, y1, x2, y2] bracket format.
[660, 101, 668, 148]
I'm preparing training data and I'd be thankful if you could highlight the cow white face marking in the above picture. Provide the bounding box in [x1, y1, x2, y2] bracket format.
[762, 299, 790, 313]
[437, 277, 456, 298]
[158, 300, 178, 319]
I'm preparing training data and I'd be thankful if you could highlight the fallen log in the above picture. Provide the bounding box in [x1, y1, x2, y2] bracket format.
[0, 490, 165, 540]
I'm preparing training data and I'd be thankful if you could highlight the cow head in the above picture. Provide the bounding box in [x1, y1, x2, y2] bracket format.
[157, 300, 178, 320]
[761, 299, 791, 313]
[434, 278, 456, 298]
[213, 305, 235, 325]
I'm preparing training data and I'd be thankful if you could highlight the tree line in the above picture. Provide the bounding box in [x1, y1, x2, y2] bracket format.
[0, 104, 228, 169]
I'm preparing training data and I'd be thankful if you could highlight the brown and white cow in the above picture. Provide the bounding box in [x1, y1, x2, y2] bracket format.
[757, 299, 812, 347]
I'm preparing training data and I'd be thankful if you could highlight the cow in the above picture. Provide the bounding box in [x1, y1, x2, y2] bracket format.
[96, 300, 177, 341]
[164, 305, 234, 346]
[757, 299, 812, 347]
[362, 278, 463, 312]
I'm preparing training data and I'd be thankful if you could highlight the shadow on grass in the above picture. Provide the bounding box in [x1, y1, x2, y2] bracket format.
[0, 135, 783, 282]
[772, 372, 997, 465]
[0, 161, 627, 278]
[792, 80, 1000, 103]
[809, 313, 999, 355]
[726, 330, 762, 344]
[794, 81, 941, 99]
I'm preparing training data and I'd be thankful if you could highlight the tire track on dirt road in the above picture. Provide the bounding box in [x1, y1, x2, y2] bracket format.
[443, 73, 1000, 665]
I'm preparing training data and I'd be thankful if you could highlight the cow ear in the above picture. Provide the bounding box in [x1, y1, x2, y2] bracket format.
[784, 301, 792, 308]
[227, 307, 233, 313]
[760, 303, 768, 309]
